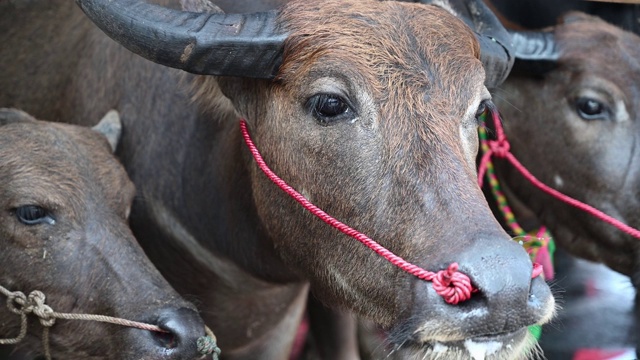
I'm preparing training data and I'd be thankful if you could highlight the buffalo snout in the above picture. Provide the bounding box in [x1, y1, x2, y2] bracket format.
[452, 237, 555, 334]
[391, 234, 555, 359]
[141, 307, 212, 359]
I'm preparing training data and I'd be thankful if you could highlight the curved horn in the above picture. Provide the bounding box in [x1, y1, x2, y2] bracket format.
[415, 0, 514, 88]
[510, 30, 559, 61]
[508, 30, 559, 76]
[75, 0, 287, 78]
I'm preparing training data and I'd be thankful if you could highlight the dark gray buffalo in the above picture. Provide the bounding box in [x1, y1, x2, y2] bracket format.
[0, 0, 554, 359]
[0, 109, 207, 360]
[492, 11, 640, 356]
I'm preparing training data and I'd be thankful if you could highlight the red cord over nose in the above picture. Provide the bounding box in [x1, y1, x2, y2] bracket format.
[239, 120, 544, 304]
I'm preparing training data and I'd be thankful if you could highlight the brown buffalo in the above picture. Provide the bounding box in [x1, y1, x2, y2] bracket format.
[492, 11, 640, 357]
[0, 109, 207, 360]
[0, 0, 554, 358]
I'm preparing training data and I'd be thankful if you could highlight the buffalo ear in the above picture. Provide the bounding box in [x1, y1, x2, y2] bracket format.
[180, 0, 221, 13]
[0, 108, 37, 126]
[92, 110, 122, 153]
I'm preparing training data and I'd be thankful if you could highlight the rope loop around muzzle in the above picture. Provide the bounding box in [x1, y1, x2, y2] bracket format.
[0, 285, 220, 360]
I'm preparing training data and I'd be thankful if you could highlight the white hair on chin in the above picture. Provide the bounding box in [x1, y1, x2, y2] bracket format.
[368, 331, 545, 360]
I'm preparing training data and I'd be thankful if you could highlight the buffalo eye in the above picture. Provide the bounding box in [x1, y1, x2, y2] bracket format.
[14, 205, 56, 225]
[575, 97, 609, 121]
[307, 94, 354, 125]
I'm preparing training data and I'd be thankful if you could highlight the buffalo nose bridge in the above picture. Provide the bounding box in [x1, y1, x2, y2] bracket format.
[460, 237, 533, 298]
[149, 307, 210, 358]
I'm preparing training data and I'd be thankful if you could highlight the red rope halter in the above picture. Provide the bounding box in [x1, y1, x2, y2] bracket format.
[478, 109, 640, 240]
[240, 120, 542, 304]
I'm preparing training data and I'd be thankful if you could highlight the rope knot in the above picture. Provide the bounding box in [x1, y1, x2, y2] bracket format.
[488, 138, 510, 158]
[6, 290, 56, 327]
[197, 335, 221, 359]
[431, 263, 475, 305]
[27, 291, 56, 327]
[7, 290, 57, 328]
[6, 290, 28, 315]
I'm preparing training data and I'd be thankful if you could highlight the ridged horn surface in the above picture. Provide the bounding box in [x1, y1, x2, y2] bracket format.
[511, 30, 559, 61]
[75, 0, 287, 78]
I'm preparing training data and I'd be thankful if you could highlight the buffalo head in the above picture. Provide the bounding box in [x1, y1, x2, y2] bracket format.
[495, 13, 640, 277]
[75, 0, 555, 358]
[0, 109, 207, 360]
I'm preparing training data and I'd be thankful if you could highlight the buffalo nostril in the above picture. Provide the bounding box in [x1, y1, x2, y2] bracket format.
[154, 307, 206, 355]
[152, 329, 177, 349]
[529, 275, 553, 307]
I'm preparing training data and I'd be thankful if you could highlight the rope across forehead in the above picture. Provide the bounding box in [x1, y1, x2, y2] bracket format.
[239, 119, 543, 305]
